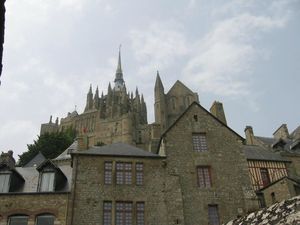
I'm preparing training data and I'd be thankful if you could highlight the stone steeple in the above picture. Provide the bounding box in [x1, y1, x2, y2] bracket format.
[114, 47, 125, 91]
[84, 84, 93, 112]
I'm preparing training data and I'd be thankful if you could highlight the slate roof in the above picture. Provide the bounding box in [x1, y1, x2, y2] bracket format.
[13, 164, 72, 193]
[243, 145, 290, 162]
[54, 140, 78, 161]
[256, 136, 300, 153]
[73, 142, 163, 158]
[23, 152, 46, 167]
[224, 196, 300, 225]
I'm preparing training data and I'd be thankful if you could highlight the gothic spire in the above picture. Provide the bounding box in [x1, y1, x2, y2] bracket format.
[155, 71, 164, 91]
[114, 45, 125, 91]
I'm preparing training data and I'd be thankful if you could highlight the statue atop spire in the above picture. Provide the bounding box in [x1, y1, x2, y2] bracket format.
[114, 45, 125, 91]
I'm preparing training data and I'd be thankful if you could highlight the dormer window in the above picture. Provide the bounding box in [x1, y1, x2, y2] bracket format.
[0, 173, 10, 193]
[40, 171, 55, 192]
[37, 160, 67, 192]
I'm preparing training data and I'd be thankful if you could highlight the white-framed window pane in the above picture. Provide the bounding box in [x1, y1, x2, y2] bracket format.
[8, 216, 28, 225]
[136, 202, 145, 225]
[192, 133, 208, 152]
[103, 201, 112, 225]
[40, 172, 55, 192]
[0, 173, 10, 193]
[36, 214, 54, 225]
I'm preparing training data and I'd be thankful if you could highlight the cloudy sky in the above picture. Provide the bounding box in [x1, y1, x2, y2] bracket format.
[1, 0, 300, 159]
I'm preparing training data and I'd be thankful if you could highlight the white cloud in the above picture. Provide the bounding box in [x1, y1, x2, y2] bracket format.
[183, 11, 288, 97]
[129, 21, 189, 76]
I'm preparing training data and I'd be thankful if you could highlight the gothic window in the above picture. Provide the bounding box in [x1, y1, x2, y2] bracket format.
[8, 215, 29, 225]
[104, 162, 113, 185]
[197, 166, 212, 188]
[171, 97, 176, 110]
[0, 173, 10, 193]
[136, 202, 145, 225]
[136, 163, 144, 185]
[103, 201, 112, 225]
[116, 202, 133, 225]
[192, 133, 208, 152]
[208, 205, 220, 225]
[39, 172, 55, 192]
[185, 96, 191, 107]
[260, 168, 270, 187]
[116, 162, 132, 185]
[35, 214, 55, 225]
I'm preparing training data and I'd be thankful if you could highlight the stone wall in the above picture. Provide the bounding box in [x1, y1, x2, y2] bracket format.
[160, 103, 258, 225]
[67, 155, 167, 225]
[0, 193, 68, 225]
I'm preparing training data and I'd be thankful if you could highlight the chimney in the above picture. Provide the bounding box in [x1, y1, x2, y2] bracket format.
[76, 136, 89, 151]
[210, 101, 227, 125]
[273, 124, 289, 140]
[0, 150, 16, 169]
[244, 126, 255, 145]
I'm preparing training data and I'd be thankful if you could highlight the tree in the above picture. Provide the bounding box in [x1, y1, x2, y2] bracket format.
[18, 128, 76, 166]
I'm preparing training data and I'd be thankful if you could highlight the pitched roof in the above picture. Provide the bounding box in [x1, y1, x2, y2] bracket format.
[23, 152, 46, 167]
[73, 142, 163, 158]
[54, 140, 78, 161]
[243, 145, 290, 162]
[157, 101, 244, 153]
[258, 176, 300, 192]
[167, 80, 195, 96]
[14, 164, 72, 193]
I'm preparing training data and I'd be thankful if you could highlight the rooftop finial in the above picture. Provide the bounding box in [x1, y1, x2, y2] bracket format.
[114, 45, 125, 91]
[117, 44, 122, 73]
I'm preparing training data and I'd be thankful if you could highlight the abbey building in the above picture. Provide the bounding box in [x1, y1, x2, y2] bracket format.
[0, 51, 299, 225]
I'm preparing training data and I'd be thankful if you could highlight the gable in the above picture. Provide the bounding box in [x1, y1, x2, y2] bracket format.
[167, 80, 195, 97]
[157, 102, 243, 153]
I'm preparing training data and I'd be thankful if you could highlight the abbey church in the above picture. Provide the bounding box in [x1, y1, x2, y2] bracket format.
[0, 51, 299, 225]
[40, 50, 200, 153]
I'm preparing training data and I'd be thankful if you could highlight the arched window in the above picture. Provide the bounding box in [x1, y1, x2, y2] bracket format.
[8, 215, 28, 225]
[35, 214, 55, 225]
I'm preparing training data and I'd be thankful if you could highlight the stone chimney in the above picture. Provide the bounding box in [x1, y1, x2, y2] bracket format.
[76, 136, 89, 151]
[273, 124, 289, 140]
[210, 101, 227, 125]
[0, 150, 16, 169]
[244, 126, 255, 145]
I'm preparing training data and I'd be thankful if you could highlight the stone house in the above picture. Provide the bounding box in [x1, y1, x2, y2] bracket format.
[0, 151, 71, 225]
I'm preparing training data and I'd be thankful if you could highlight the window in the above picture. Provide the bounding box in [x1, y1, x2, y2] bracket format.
[0, 173, 10, 193]
[116, 162, 132, 185]
[192, 133, 208, 152]
[36, 214, 54, 225]
[8, 215, 28, 225]
[208, 205, 220, 225]
[116, 202, 133, 225]
[197, 166, 211, 188]
[260, 168, 270, 187]
[104, 162, 113, 185]
[103, 201, 112, 225]
[136, 202, 145, 225]
[39, 172, 55, 192]
[136, 163, 143, 185]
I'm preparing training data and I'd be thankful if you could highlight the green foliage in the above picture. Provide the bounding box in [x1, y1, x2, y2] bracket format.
[18, 128, 76, 166]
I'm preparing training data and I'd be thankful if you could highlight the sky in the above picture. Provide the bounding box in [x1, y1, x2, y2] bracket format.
[0, 0, 300, 159]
